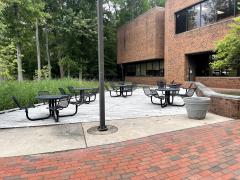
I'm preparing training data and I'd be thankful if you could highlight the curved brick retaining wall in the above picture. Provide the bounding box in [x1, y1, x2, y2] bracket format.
[196, 77, 240, 89]
[195, 82, 240, 119]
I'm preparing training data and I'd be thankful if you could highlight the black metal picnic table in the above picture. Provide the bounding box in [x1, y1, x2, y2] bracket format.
[73, 87, 98, 104]
[156, 87, 182, 106]
[35, 95, 69, 118]
[114, 84, 132, 97]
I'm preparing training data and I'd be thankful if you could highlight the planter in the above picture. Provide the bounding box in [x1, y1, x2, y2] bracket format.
[183, 97, 211, 120]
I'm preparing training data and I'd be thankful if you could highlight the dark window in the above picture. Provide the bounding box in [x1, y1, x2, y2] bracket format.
[237, 0, 240, 14]
[176, 10, 187, 34]
[187, 5, 201, 30]
[176, 0, 237, 34]
[216, 0, 234, 20]
[126, 64, 136, 76]
[136, 64, 141, 76]
[141, 63, 146, 76]
[125, 60, 164, 77]
[201, 0, 216, 26]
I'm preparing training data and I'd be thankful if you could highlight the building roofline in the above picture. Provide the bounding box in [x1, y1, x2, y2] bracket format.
[118, 6, 165, 30]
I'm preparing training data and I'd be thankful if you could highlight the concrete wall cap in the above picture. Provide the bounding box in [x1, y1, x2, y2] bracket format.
[194, 82, 240, 100]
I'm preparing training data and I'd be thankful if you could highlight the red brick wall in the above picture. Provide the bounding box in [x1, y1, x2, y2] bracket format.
[196, 83, 240, 119]
[125, 76, 164, 85]
[117, 7, 165, 64]
[196, 77, 240, 89]
[164, 0, 233, 84]
[209, 97, 240, 119]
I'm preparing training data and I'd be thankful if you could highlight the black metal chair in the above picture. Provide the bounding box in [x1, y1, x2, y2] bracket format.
[59, 87, 73, 99]
[50, 96, 79, 122]
[157, 80, 166, 89]
[143, 87, 166, 108]
[12, 96, 51, 121]
[182, 83, 195, 94]
[110, 83, 120, 91]
[59, 88, 67, 95]
[122, 85, 133, 97]
[178, 88, 197, 98]
[84, 88, 98, 103]
[105, 84, 121, 97]
[38, 91, 50, 104]
[67, 86, 76, 96]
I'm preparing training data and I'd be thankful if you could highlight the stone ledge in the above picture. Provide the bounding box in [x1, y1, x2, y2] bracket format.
[194, 82, 240, 119]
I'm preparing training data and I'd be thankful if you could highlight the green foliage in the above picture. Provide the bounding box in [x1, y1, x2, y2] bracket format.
[33, 65, 50, 80]
[0, 0, 166, 80]
[114, 0, 166, 26]
[0, 41, 17, 80]
[211, 17, 240, 70]
[0, 79, 99, 111]
[3, 0, 48, 43]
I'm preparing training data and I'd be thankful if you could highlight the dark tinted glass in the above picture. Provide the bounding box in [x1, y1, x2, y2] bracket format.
[201, 0, 216, 26]
[176, 0, 237, 34]
[125, 61, 164, 77]
[187, 4, 201, 30]
[126, 64, 136, 76]
[237, 0, 240, 14]
[216, 0, 234, 20]
[176, 10, 187, 34]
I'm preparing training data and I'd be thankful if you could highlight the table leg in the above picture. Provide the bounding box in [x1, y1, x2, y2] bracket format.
[49, 100, 53, 116]
[165, 91, 171, 104]
[120, 87, 123, 96]
[79, 90, 83, 104]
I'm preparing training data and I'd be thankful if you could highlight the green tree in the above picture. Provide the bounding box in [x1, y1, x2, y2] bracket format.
[211, 17, 240, 76]
[58, 56, 78, 78]
[0, 41, 17, 80]
[33, 0, 49, 81]
[2, 0, 48, 81]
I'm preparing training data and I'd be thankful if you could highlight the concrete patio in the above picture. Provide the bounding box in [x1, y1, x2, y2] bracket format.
[0, 88, 233, 157]
[0, 88, 187, 128]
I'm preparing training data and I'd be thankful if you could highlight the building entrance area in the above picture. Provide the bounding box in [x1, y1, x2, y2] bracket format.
[187, 52, 213, 81]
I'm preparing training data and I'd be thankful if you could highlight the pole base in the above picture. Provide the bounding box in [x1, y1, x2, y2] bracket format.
[98, 126, 108, 131]
[87, 125, 118, 135]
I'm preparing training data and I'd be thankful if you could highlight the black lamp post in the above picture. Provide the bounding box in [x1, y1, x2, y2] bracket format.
[97, 0, 108, 131]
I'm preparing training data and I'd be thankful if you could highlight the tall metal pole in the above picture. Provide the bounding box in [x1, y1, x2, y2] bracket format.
[97, 0, 108, 131]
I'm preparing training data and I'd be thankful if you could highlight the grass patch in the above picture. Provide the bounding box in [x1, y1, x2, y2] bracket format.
[0, 79, 99, 111]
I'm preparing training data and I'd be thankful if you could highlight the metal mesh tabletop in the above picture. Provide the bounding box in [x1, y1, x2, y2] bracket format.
[35, 95, 69, 100]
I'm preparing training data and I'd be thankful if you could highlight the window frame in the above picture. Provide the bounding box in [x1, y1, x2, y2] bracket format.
[175, 0, 238, 34]
[125, 60, 164, 77]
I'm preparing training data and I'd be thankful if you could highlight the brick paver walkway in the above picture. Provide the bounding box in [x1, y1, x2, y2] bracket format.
[1, 120, 240, 180]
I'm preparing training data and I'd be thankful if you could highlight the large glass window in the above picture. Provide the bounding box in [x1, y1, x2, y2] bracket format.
[176, 11, 187, 34]
[176, 0, 237, 34]
[237, 0, 240, 14]
[136, 64, 141, 76]
[126, 64, 136, 76]
[187, 5, 201, 30]
[201, 0, 216, 26]
[141, 63, 146, 76]
[216, 0, 234, 20]
[125, 60, 164, 77]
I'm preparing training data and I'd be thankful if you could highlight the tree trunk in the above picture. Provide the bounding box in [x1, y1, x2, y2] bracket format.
[0, 67, 3, 81]
[35, 19, 41, 81]
[60, 65, 64, 78]
[67, 65, 70, 78]
[16, 43, 23, 82]
[58, 50, 64, 78]
[79, 70, 82, 81]
[45, 26, 51, 79]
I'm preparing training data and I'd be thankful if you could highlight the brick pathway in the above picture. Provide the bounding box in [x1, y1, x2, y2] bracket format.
[1, 120, 240, 180]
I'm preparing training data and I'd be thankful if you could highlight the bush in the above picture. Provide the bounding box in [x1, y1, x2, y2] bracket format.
[0, 79, 98, 111]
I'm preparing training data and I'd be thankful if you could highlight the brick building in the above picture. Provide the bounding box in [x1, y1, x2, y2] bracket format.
[117, 0, 240, 88]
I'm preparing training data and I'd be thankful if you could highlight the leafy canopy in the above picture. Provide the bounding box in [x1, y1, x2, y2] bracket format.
[211, 17, 240, 70]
